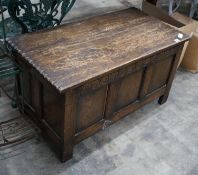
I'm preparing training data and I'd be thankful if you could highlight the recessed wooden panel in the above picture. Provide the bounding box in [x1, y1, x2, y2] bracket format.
[116, 71, 143, 108]
[106, 70, 143, 117]
[148, 56, 174, 94]
[30, 75, 41, 119]
[76, 86, 107, 133]
[23, 68, 31, 105]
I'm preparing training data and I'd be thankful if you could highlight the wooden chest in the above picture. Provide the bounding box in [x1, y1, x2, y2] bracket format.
[7, 8, 189, 162]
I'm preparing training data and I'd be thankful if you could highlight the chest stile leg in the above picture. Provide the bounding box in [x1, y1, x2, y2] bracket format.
[158, 45, 184, 105]
[62, 89, 76, 162]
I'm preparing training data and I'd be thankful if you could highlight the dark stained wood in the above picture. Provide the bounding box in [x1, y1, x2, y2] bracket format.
[62, 90, 76, 162]
[112, 86, 166, 123]
[139, 65, 153, 100]
[7, 8, 188, 93]
[76, 86, 108, 132]
[43, 85, 64, 137]
[7, 8, 190, 162]
[148, 55, 174, 94]
[158, 45, 184, 105]
[105, 70, 143, 119]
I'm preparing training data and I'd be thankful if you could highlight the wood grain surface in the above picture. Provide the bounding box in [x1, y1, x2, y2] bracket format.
[7, 8, 189, 93]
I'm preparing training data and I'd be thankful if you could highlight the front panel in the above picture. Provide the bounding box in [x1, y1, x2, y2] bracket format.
[105, 69, 144, 118]
[147, 56, 175, 94]
[75, 86, 108, 133]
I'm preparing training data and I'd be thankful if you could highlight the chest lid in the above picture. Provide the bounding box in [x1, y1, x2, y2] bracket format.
[7, 8, 190, 93]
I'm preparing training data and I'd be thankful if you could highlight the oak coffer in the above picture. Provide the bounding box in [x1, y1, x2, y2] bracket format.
[7, 8, 189, 162]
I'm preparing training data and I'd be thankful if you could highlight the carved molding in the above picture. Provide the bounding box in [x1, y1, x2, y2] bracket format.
[78, 46, 178, 94]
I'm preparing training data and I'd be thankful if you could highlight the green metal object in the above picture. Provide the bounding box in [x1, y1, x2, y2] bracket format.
[0, 0, 21, 39]
[0, 0, 75, 110]
[0, 0, 23, 110]
[0, 55, 20, 79]
[0, 54, 22, 108]
[7, 0, 76, 33]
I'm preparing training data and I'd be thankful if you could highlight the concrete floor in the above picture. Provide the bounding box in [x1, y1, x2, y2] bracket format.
[1, 1, 198, 175]
[1, 70, 198, 175]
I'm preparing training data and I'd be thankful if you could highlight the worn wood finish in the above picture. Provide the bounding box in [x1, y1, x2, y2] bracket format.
[7, 8, 189, 162]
